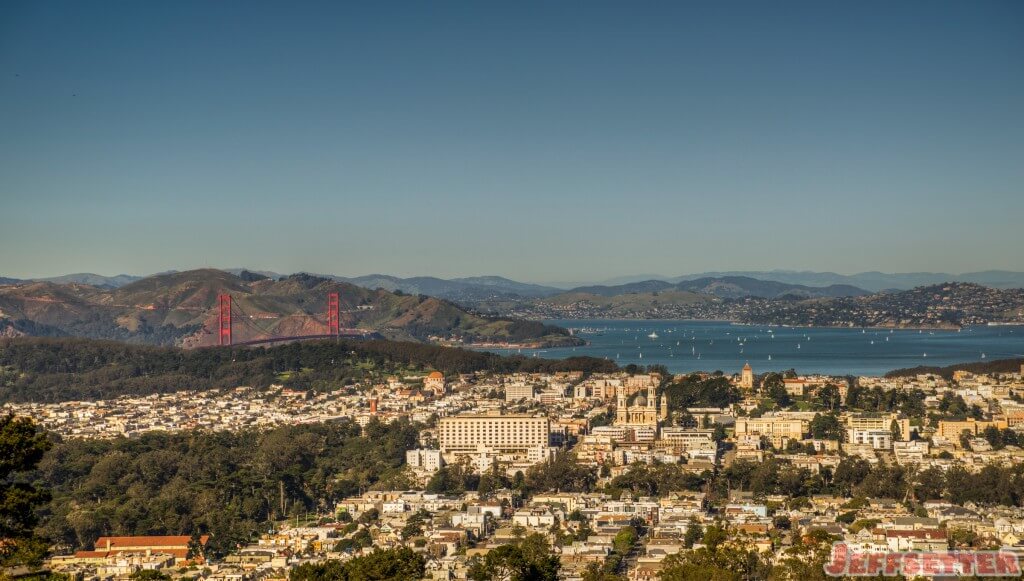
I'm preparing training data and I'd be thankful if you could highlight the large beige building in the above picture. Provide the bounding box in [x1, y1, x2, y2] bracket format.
[846, 413, 910, 441]
[438, 413, 551, 464]
[936, 419, 1007, 441]
[734, 416, 806, 447]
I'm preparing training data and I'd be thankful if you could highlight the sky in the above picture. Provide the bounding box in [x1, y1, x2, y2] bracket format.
[1, 1, 1022, 284]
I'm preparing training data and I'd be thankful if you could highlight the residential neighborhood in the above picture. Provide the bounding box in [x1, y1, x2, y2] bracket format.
[11, 362, 1024, 580]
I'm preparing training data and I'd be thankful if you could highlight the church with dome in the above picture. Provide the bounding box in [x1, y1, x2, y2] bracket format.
[615, 385, 668, 427]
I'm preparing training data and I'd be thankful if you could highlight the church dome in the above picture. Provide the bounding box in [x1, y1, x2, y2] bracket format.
[633, 394, 647, 407]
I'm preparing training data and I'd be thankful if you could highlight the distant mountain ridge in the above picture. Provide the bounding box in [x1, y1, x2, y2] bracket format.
[330, 274, 561, 302]
[508, 281, 1024, 327]
[0, 273, 143, 288]
[6, 267, 1022, 299]
[558, 270, 1024, 292]
[670, 270, 1024, 292]
[35, 273, 143, 288]
[566, 276, 868, 299]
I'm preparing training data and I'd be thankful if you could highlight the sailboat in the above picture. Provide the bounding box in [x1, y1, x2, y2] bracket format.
[797, 343, 801, 349]
[768, 354, 772, 361]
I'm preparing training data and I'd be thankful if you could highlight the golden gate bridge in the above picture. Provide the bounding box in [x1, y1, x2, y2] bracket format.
[215, 291, 374, 346]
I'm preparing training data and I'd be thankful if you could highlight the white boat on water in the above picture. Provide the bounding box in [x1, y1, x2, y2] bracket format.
[648, 331, 659, 339]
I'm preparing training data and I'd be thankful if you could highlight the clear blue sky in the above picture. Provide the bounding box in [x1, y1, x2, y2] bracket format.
[1, 1, 1022, 283]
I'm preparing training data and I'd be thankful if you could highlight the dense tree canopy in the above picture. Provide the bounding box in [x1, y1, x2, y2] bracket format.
[467, 534, 560, 581]
[664, 374, 742, 410]
[34, 418, 419, 556]
[609, 462, 710, 497]
[522, 454, 597, 496]
[0, 414, 52, 567]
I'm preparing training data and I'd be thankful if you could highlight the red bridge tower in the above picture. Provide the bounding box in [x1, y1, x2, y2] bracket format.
[218, 294, 232, 346]
[327, 292, 340, 337]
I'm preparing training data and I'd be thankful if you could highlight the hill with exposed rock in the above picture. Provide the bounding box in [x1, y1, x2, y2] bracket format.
[0, 269, 578, 347]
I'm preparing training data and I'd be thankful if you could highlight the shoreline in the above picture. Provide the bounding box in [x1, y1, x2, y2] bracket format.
[536, 317, 1024, 332]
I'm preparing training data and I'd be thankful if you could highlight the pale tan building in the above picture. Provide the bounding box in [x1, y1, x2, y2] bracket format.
[936, 419, 1007, 441]
[734, 416, 806, 447]
[438, 413, 550, 462]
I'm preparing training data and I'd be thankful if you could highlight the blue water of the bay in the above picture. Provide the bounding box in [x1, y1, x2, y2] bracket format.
[486, 320, 1024, 376]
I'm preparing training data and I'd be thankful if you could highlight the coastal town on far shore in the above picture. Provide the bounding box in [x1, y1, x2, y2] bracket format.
[9, 360, 1024, 580]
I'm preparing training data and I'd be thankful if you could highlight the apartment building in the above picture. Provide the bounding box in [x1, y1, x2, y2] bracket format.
[438, 413, 551, 464]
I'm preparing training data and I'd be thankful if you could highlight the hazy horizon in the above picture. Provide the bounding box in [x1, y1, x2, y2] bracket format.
[7, 265, 1024, 290]
[3, 1, 1023, 281]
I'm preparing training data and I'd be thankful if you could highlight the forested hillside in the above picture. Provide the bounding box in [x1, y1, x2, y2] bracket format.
[0, 337, 616, 402]
[35, 419, 419, 557]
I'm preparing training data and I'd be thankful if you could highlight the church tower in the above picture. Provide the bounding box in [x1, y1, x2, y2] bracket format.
[659, 392, 668, 421]
[740, 362, 754, 390]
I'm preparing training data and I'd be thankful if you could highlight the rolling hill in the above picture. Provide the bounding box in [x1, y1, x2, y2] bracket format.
[35, 273, 143, 288]
[0, 269, 577, 347]
[336, 274, 561, 302]
[505, 282, 1024, 327]
[526, 289, 721, 319]
[671, 270, 1024, 292]
[673, 276, 868, 298]
[566, 276, 868, 299]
